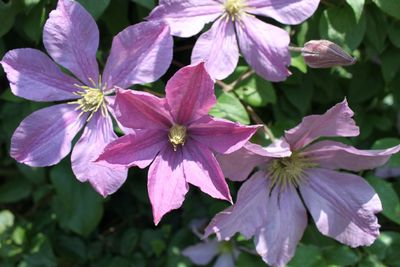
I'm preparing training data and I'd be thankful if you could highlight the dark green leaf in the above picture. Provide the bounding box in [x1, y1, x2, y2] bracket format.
[50, 163, 103, 236]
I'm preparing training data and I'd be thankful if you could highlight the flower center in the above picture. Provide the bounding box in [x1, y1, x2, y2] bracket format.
[224, 0, 246, 18]
[168, 124, 187, 151]
[69, 77, 107, 121]
[267, 152, 317, 189]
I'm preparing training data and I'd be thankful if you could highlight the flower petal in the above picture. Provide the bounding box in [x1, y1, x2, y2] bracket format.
[303, 140, 400, 172]
[147, 0, 223, 37]
[216, 141, 290, 182]
[205, 171, 268, 240]
[166, 63, 216, 124]
[183, 139, 232, 202]
[71, 112, 128, 197]
[215, 253, 236, 267]
[285, 99, 359, 150]
[104, 96, 134, 134]
[299, 168, 382, 247]
[148, 146, 189, 225]
[43, 0, 99, 85]
[236, 15, 291, 82]
[96, 129, 168, 169]
[189, 117, 259, 154]
[114, 88, 172, 130]
[103, 21, 173, 89]
[1, 49, 80, 101]
[182, 240, 219, 265]
[191, 17, 239, 80]
[246, 0, 320, 25]
[11, 104, 87, 167]
[255, 186, 307, 267]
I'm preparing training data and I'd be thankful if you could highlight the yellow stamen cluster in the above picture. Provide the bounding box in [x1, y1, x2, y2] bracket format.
[267, 152, 317, 190]
[224, 0, 246, 19]
[69, 77, 107, 121]
[168, 124, 187, 151]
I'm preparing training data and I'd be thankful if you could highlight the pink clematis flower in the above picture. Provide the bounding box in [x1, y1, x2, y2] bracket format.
[96, 63, 259, 225]
[148, 0, 320, 81]
[205, 100, 400, 267]
[0, 0, 173, 196]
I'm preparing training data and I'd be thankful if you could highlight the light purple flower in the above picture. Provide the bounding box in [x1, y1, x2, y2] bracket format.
[205, 100, 400, 267]
[182, 218, 240, 267]
[96, 63, 259, 225]
[148, 0, 320, 81]
[0, 0, 173, 197]
[183, 240, 239, 267]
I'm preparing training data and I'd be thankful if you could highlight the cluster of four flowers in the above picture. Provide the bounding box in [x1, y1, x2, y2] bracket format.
[1, 0, 399, 266]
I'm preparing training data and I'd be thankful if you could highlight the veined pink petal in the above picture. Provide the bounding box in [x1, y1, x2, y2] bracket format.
[43, 0, 99, 85]
[235, 15, 291, 82]
[11, 104, 87, 167]
[103, 21, 173, 89]
[255, 186, 307, 267]
[285, 99, 359, 150]
[148, 146, 189, 225]
[191, 17, 239, 80]
[189, 117, 259, 154]
[303, 140, 400, 172]
[182, 240, 219, 265]
[71, 112, 128, 197]
[300, 168, 382, 247]
[216, 141, 290, 182]
[114, 89, 172, 130]
[166, 63, 216, 125]
[104, 96, 134, 134]
[1, 49, 80, 101]
[205, 171, 269, 240]
[96, 129, 168, 169]
[246, 0, 320, 25]
[183, 139, 231, 202]
[147, 0, 223, 38]
[246, 139, 292, 158]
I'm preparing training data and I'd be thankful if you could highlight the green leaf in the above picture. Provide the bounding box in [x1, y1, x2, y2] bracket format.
[388, 21, 400, 48]
[235, 74, 277, 107]
[366, 175, 400, 224]
[372, 0, 400, 20]
[365, 8, 388, 53]
[0, 210, 14, 234]
[346, 0, 365, 21]
[322, 246, 360, 266]
[131, 0, 155, 9]
[22, 2, 46, 43]
[288, 244, 322, 267]
[381, 48, 400, 83]
[319, 5, 367, 50]
[282, 79, 313, 115]
[50, 163, 103, 236]
[76, 0, 110, 19]
[372, 138, 400, 168]
[0, 1, 18, 37]
[236, 252, 266, 267]
[209, 89, 250, 124]
[23, 234, 57, 267]
[0, 178, 32, 203]
[291, 54, 307, 74]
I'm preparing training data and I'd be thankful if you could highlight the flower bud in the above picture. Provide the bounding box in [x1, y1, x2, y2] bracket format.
[301, 40, 356, 68]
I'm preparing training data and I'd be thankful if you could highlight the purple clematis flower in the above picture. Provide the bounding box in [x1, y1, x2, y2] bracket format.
[182, 218, 240, 267]
[0, 0, 173, 196]
[205, 100, 400, 267]
[96, 63, 259, 224]
[148, 0, 320, 81]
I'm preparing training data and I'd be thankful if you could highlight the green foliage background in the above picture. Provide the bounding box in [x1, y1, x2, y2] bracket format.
[1, 0, 400, 266]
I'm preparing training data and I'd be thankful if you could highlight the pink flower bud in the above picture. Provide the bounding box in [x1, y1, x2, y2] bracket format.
[301, 40, 356, 68]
